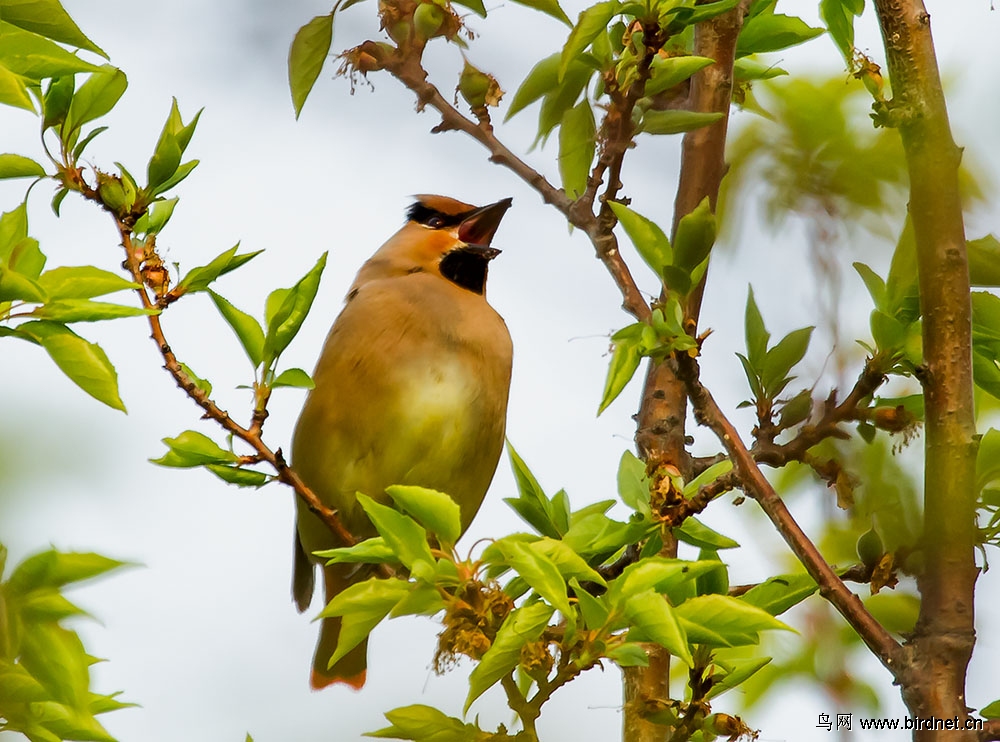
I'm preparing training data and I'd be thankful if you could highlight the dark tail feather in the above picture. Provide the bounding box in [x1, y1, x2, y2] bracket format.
[293, 529, 315, 613]
[310, 564, 368, 690]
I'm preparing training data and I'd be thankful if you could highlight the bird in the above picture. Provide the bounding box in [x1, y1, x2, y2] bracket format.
[290, 194, 513, 690]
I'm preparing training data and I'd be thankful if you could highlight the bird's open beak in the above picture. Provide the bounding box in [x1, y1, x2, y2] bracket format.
[458, 198, 513, 251]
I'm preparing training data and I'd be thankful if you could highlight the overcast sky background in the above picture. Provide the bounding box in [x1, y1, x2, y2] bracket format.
[2, 1, 999, 740]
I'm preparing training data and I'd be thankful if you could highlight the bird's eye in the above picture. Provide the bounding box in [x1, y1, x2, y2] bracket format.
[426, 216, 445, 228]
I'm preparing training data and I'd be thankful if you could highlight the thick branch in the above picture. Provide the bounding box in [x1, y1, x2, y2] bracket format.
[873, 0, 978, 729]
[676, 352, 904, 673]
[980, 720, 1000, 742]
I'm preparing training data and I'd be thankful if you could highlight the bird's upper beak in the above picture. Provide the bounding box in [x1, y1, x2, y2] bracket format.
[457, 198, 513, 255]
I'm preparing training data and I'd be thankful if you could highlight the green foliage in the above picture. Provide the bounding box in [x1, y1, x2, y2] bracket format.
[598, 298, 698, 414]
[0, 545, 131, 742]
[736, 286, 814, 405]
[288, 14, 335, 117]
[722, 76, 908, 238]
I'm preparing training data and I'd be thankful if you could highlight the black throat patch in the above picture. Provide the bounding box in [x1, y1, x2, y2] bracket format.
[439, 249, 489, 295]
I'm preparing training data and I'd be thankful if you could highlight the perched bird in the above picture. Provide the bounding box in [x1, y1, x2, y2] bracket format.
[291, 194, 513, 690]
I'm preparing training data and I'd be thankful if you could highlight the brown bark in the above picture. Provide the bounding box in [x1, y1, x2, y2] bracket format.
[873, 1, 979, 737]
[623, 5, 750, 741]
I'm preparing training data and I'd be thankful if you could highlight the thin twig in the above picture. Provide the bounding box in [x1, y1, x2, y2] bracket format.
[74, 176, 361, 550]
[675, 352, 904, 674]
[382, 50, 651, 322]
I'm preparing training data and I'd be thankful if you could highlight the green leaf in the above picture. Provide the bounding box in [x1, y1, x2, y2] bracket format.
[37, 266, 139, 299]
[505, 442, 559, 538]
[178, 361, 212, 396]
[0, 663, 49, 703]
[981, 699, 1000, 720]
[357, 493, 435, 578]
[0, 153, 46, 179]
[739, 572, 817, 615]
[17, 320, 125, 410]
[608, 558, 717, 608]
[736, 13, 824, 56]
[676, 594, 792, 646]
[639, 110, 724, 135]
[598, 334, 642, 415]
[151, 430, 239, 467]
[662, 0, 741, 30]
[262, 252, 327, 362]
[558, 99, 595, 200]
[70, 124, 107, 160]
[0, 62, 34, 110]
[0, 201, 29, 257]
[606, 642, 649, 667]
[617, 449, 650, 516]
[133, 197, 179, 236]
[208, 290, 265, 367]
[0, 0, 107, 57]
[452, 0, 487, 16]
[681, 460, 733, 497]
[176, 244, 263, 295]
[368, 704, 488, 741]
[65, 65, 127, 134]
[386, 485, 463, 546]
[271, 367, 314, 389]
[733, 56, 788, 81]
[145, 99, 201, 193]
[509, 0, 571, 25]
[530, 537, 605, 586]
[204, 464, 269, 487]
[7, 234, 45, 278]
[7, 550, 126, 595]
[148, 158, 198, 195]
[18, 624, 89, 706]
[969, 234, 1000, 287]
[885, 219, 918, 317]
[560, 1, 619, 80]
[976, 428, 1000, 492]
[819, 0, 861, 61]
[288, 13, 334, 118]
[570, 577, 609, 629]
[493, 538, 572, 616]
[853, 262, 887, 311]
[761, 326, 813, 397]
[672, 197, 716, 272]
[20, 589, 86, 621]
[562, 512, 644, 559]
[608, 201, 671, 275]
[624, 589, 693, 665]
[505, 53, 559, 120]
[0, 22, 100, 79]
[0, 264, 45, 301]
[705, 656, 772, 699]
[675, 517, 739, 550]
[315, 537, 397, 565]
[645, 55, 714, 97]
[465, 602, 553, 712]
[29, 298, 155, 323]
[318, 577, 412, 666]
[536, 60, 594, 142]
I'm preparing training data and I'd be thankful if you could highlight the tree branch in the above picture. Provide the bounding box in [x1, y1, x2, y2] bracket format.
[71, 177, 362, 551]
[753, 358, 887, 465]
[381, 51, 651, 322]
[873, 0, 979, 727]
[675, 352, 904, 673]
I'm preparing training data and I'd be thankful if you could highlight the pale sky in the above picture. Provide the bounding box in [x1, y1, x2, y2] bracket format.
[1, 1, 999, 741]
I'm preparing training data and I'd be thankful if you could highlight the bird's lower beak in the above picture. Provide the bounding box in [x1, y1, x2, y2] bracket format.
[458, 198, 513, 249]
